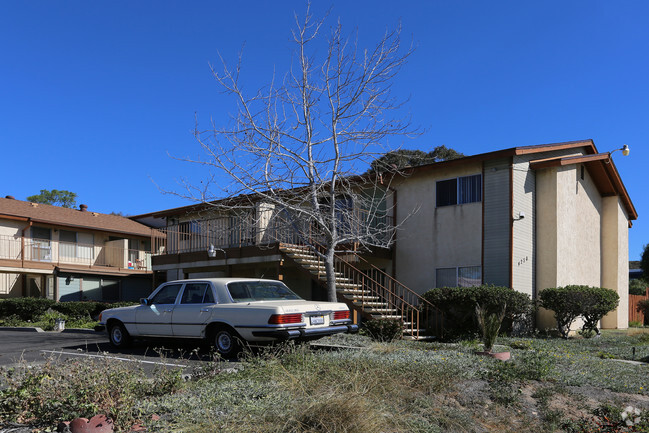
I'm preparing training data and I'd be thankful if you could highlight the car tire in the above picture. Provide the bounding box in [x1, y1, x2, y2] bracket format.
[108, 322, 131, 348]
[213, 327, 240, 358]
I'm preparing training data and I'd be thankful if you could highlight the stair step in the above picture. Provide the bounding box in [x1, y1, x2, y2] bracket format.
[352, 301, 390, 307]
[343, 294, 380, 302]
[370, 314, 403, 320]
[366, 308, 398, 314]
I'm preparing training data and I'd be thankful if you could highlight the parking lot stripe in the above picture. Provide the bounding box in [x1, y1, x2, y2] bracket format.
[40, 350, 190, 368]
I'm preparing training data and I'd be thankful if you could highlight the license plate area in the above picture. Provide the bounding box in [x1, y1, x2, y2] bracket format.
[309, 315, 325, 326]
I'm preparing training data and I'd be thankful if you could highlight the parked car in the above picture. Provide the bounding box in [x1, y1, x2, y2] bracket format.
[98, 278, 357, 357]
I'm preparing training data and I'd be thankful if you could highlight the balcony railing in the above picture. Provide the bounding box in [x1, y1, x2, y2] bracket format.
[155, 210, 394, 255]
[0, 234, 152, 271]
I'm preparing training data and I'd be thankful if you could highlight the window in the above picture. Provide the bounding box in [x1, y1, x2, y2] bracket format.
[436, 174, 482, 207]
[150, 284, 182, 304]
[227, 281, 302, 302]
[59, 230, 77, 258]
[180, 283, 214, 304]
[436, 266, 482, 288]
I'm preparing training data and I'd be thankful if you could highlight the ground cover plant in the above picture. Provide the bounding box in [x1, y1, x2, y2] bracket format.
[1, 330, 648, 432]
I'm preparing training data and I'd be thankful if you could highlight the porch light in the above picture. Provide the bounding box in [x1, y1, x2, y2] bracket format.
[207, 244, 227, 260]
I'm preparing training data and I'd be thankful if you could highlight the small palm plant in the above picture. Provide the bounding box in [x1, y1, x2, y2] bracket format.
[475, 303, 507, 353]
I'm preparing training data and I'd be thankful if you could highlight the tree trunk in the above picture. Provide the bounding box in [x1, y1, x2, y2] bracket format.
[324, 247, 337, 302]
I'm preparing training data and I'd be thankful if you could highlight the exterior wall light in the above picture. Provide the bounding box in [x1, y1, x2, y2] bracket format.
[207, 244, 227, 260]
[609, 144, 630, 158]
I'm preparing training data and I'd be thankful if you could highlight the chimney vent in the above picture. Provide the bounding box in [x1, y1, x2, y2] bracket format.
[5, 195, 15, 199]
[80, 204, 88, 212]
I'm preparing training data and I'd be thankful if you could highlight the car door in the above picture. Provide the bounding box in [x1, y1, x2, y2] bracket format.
[171, 282, 216, 337]
[135, 283, 182, 336]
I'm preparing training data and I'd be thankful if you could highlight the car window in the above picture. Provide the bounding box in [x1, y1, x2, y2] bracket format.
[180, 283, 213, 304]
[149, 284, 182, 305]
[203, 285, 215, 304]
[227, 281, 302, 302]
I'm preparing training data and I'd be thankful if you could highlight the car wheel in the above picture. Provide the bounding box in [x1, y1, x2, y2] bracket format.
[108, 322, 130, 348]
[213, 328, 240, 358]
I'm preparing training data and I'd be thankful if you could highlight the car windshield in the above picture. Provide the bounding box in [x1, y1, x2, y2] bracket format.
[227, 281, 302, 302]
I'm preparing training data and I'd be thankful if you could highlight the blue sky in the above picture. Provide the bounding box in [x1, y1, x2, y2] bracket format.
[1, 1, 647, 259]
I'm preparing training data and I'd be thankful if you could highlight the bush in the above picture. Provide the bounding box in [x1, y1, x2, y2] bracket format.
[0, 298, 136, 323]
[638, 299, 649, 326]
[539, 285, 619, 338]
[629, 278, 648, 296]
[422, 285, 532, 338]
[362, 318, 403, 342]
[579, 287, 619, 335]
[0, 298, 56, 321]
[52, 301, 108, 320]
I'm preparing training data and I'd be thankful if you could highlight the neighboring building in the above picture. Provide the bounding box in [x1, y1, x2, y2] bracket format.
[629, 261, 643, 281]
[131, 139, 637, 331]
[0, 197, 163, 302]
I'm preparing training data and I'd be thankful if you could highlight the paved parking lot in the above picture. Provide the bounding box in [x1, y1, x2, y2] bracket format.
[0, 328, 231, 372]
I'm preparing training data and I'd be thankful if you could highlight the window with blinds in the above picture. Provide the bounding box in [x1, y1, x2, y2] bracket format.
[436, 174, 482, 207]
[436, 266, 482, 288]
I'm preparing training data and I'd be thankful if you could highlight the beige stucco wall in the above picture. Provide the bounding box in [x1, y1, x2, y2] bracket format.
[601, 196, 629, 329]
[556, 166, 603, 286]
[536, 162, 631, 330]
[393, 161, 482, 294]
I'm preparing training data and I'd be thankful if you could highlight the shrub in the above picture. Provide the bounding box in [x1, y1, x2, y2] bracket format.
[638, 299, 649, 319]
[0, 298, 56, 321]
[539, 286, 619, 338]
[362, 318, 403, 342]
[0, 299, 136, 323]
[422, 285, 532, 338]
[629, 278, 648, 296]
[52, 301, 108, 320]
[579, 287, 619, 335]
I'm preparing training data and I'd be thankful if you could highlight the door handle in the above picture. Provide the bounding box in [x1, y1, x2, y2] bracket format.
[165, 309, 173, 313]
[200, 308, 209, 312]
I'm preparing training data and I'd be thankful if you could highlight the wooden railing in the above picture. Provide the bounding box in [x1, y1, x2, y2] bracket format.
[156, 210, 394, 255]
[0, 235, 152, 271]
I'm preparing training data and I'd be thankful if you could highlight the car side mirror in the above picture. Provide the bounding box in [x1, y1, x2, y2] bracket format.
[140, 298, 149, 306]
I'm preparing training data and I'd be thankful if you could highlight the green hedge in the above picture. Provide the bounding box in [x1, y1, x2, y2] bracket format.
[539, 285, 619, 338]
[0, 298, 136, 322]
[422, 285, 532, 338]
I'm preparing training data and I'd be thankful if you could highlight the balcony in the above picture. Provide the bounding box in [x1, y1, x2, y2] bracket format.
[0, 234, 153, 272]
[155, 210, 394, 255]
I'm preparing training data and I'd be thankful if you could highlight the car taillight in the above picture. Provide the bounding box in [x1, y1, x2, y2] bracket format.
[332, 310, 350, 320]
[98, 312, 103, 322]
[268, 313, 303, 324]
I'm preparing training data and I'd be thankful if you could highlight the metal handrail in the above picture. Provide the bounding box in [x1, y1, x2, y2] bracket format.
[280, 243, 442, 338]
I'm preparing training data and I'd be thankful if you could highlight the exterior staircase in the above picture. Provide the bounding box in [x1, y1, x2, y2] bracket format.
[279, 243, 441, 339]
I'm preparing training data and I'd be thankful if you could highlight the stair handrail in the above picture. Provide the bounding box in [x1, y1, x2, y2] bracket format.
[279, 242, 442, 338]
[333, 251, 442, 338]
[337, 250, 438, 312]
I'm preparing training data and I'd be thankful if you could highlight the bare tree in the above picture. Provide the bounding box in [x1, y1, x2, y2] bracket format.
[182, 6, 416, 302]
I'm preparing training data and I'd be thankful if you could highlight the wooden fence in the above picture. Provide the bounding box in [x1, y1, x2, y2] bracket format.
[629, 288, 649, 325]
